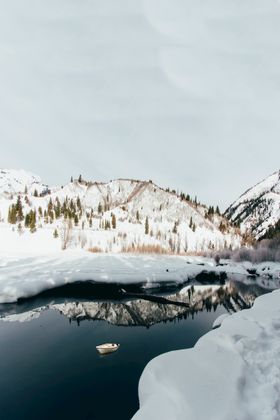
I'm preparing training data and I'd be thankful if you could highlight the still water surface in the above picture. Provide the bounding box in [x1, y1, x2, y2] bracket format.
[0, 280, 269, 420]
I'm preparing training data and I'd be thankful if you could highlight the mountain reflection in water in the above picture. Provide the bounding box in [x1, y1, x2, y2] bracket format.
[0, 280, 270, 326]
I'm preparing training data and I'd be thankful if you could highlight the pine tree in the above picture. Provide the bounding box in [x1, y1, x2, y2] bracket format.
[34, 189, 38, 197]
[48, 198, 53, 215]
[76, 197, 81, 211]
[49, 210, 54, 223]
[98, 202, 103, 214]
[8, 205, 17, 224]
[53, 228, 59, 238]
[145, 216, 149, 235]
[89, 218, 93, 228]
[74, 214, 79, 226]
[55, 200, 61, 219]
[215, 206, 220, 215]
[172, 222, 178, 234]
[105, 220, 111, 230]
[71, 176, 73, 183]
[189, 217, 193, 229]
[78, 174, 82, 183]
[112, 213, 116, 229]
[29, 210, 36, 233]
[136, 210, 140, 222]
[25, 213, 30, 227]
[15, 196, 24, 221]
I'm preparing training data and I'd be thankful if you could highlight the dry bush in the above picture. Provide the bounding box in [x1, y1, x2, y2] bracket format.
[209, 235, 280, 263]
[88, 246, 103, 253]
[121, 244, 168, 254]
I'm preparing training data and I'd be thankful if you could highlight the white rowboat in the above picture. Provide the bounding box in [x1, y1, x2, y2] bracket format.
[96, 343, 120, 355]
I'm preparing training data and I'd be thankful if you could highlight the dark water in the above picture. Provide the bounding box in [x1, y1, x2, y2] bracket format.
[0, 280, 271, 420]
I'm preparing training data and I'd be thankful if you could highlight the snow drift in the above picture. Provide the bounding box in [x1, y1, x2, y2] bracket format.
[132, 289, 280, 420]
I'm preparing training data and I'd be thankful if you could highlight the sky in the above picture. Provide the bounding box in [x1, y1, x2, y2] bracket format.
[0, 0, 280, 210]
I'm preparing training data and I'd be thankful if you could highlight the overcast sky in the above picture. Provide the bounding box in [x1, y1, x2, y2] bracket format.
[1, 0, 280, 210]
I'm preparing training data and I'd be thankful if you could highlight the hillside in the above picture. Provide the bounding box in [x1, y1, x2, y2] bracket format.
[225, 170, 280, 240]
[0, 169, 241, 254]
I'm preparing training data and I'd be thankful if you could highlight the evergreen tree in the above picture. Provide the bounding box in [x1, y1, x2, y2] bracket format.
[145, 216, 149, 235]
[189, 217, 193, 229]
[136, 210, 140, 221]
[89, 218, 93, 228]
[98, 202, 103, 214]
[15, 196, 24, 221]
[74, 214, 79, 226]
[53, 229, 59, 238]
[8, 205, 17, 224]
[112, 213, 116, 229]
[71, 176, 73, 183]
[25, 213, 30, 227]
[38, 206, 43, 218]
[48, 198, 53, 216]
[105, 220, 111, 230]
[172, 222, 178, 234]
[215, 206, 220, 215]
[29, 210, 36, 233]
[78, 174, 82, 183]
[49, 210, 54, 223]
[54, 200, 61, 219]
[34, 189, 38, 197]
[76, 197, 81, 211]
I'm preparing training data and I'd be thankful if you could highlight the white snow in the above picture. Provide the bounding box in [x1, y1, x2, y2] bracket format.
[212, 313, 230, 329]
[0, 169, 242, 254]
[0, 251, 279, 303]
[226, 170, 280, 238]
[0, 169, 47, 196]
[132, 289, 280, 420]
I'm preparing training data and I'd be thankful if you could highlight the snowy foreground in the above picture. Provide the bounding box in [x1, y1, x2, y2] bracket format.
[133, 290, 280, 420]
[0, 251, 280, 303]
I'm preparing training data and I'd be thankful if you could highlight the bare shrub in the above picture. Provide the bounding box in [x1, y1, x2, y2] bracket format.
[60, 219, 73, 250]
[210, 234, 280, 263]
[88, 246, 103, 253]
[121, 244, 167, 254]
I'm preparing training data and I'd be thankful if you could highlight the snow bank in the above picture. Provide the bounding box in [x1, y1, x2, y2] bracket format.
[0, 253, 200, 303]
[132, 290, 280, 420]
[0, 252, 280, 303]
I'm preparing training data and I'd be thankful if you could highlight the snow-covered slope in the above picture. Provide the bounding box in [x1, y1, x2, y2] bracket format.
[133, 289, 280, 420]
[0, 169, 47, 196]
[0, 169, 241, 254]
[225, 170, 280, 240]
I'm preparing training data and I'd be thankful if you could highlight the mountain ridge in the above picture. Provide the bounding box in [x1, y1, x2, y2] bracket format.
[225, 169, 280, 240]
[0, 168, 241, 254]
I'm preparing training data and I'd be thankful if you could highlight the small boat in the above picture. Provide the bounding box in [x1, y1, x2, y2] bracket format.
[96, 343, 120, 355]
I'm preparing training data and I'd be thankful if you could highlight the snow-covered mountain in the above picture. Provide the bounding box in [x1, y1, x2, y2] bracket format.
[0, 169, 241, 253]
[225, 170, 280, 240]
[0, 169, 47, 196]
